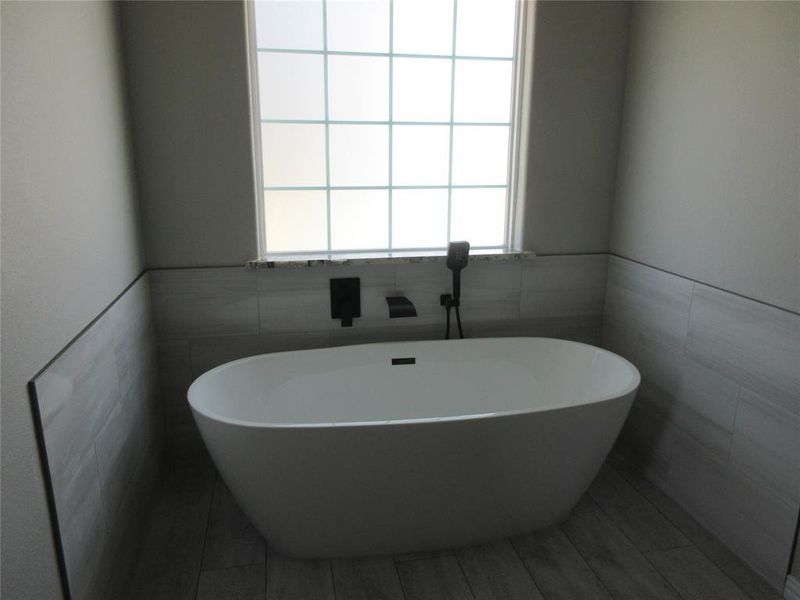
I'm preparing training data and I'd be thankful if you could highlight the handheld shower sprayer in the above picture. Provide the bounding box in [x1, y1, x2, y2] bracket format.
[443, 241, 470, 339]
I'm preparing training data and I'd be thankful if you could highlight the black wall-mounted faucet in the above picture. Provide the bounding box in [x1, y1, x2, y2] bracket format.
[386, 296, 417, 318]
[330, 278, 360, 327]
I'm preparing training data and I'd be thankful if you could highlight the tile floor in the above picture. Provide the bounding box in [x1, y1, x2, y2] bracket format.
[126, 454, 784, 600]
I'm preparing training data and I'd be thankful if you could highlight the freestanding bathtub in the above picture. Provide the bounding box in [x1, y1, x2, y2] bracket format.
[189, 337, 639, 558]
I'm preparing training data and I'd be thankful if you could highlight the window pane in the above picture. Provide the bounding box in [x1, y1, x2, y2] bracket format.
[262, 123, 327, 186]
[330, 190, 388, 250]
[456, 0, 516, 58]
[329, 125, 388, 186]
[393, 0, 453, 55]
[393, 126, 449, 186]
[450, 188, 506, 246]
[451, 126, 509, 185]
[393, 58, 451, 122]
[328, 56, 388, 121]
[453, 60, 512, 122]
[392, 189, 448, 249]
[326, 0, 389, 53]
[255, 0, 323, 50]
[265, 190, 328, 252]
[258, 52, 325, 120]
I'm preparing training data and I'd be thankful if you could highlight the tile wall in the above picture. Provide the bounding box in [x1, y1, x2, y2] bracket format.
[32, 275, 162, 600]
[151, 254, 609, 460]
[602, 255, 799, 589]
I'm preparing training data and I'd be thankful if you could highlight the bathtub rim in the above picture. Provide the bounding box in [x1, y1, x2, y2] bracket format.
[187, 337, 640, 430]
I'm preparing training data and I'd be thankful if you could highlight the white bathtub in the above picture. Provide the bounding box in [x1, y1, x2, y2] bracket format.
[189, 337, 639, 558]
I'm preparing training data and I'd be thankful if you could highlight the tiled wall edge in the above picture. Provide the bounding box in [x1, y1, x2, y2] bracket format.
[608, 253, 800, 317]
[29, 269, 150, 384]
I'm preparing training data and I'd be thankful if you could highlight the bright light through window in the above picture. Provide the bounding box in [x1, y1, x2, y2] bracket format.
[252, 0, 522, 256]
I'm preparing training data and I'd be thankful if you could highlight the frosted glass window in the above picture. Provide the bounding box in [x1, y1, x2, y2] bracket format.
[262, 123, 326, 186]
[330, 190, 389, 250]
[329, 125, 388, 186]
[252, 0, 522, 254]
[326, 0, 389, 53]
[451, 126, 509, 185]
[393, 126, 450, 186]
[393, 58, 451, 122]
[453, 60, 513, 122]
[456, 0, 517, 57]
[328, 56, 389, 121]
[259, 53, 325, 120]
[392, 189, 449, 249]
[255, 1, 323, 50]
[265, 191, 328, 252]
[450, 188, 506, 246]
[393, 0, 453, 55]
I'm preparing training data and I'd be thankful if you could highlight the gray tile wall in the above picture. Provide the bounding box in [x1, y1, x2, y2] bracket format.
[32, 275, 162, 600]
[602, 255, 800, 590]
[150, 255, 609, 460]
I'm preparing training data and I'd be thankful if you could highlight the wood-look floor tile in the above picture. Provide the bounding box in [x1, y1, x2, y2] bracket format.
[197, 564, 266, 600]
[645, 546, 749, 600]
[396, 555, 474, 600]
[266, 551, 334, 600]
[561, 498, 680, 600]
[201, 478, 265, 571]
[588, 465, 690, 552]
[331, 556, 404, 600]
[511, 526, 611, 600]
[456, 540, 544, 600]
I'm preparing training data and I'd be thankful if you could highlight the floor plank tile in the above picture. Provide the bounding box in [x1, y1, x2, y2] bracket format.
[561, 498, 681, 600]
[197, 564, 266, 600]
[331, 556, 404, 600]
[456, 540, 544, 600]
[612, 461, 774, 587]
[266, 551, 334, 600]
[127, 461, 215, 600]
[739, 580, 785, 600]
[646, 546, 749, 600]
[511, 526, 611, 600]
[202, 478, 265, 571]
[396, 555, 474, 600]
[588, 465, 691, 552]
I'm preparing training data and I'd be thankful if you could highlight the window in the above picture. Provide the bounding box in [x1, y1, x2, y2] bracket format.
[249, 0, 530, 257]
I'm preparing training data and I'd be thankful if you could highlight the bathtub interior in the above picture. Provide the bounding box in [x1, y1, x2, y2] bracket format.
[188, 338, 639, 427]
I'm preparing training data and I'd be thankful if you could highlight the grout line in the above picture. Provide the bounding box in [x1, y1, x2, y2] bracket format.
[572, 496, 685, 600]
[329, 558, 338, 600]
[554, 520, 616, 599]
[610, 253, 800, 317]
[609, 460, 771, 590]
[392, 555, 409, 600]
[193, 474, 217, 600]
[507, 538, 548, 599]
[452, 551, 479, 600]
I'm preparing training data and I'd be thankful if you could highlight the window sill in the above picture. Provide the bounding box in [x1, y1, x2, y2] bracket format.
[247, 249, 534, 269]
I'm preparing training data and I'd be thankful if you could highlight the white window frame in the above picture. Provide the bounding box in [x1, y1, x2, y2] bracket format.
[245, 0, 535, 259]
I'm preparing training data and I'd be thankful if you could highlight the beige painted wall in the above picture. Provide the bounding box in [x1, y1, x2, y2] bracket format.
[1, 2, 144, 598]
[120, 0, 630, 267]
[524, 0, 630, 255]
[610, 1, 800, 312]
[120, 0, 258, 268]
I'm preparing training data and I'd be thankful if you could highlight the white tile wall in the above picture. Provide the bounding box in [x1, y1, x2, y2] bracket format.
[603, 255, 800, 589]
[152, 255, 609, 461]
[32, 275, 161, 600]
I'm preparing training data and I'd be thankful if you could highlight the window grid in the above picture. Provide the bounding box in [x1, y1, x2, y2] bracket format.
[258, 0, 516, 254]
